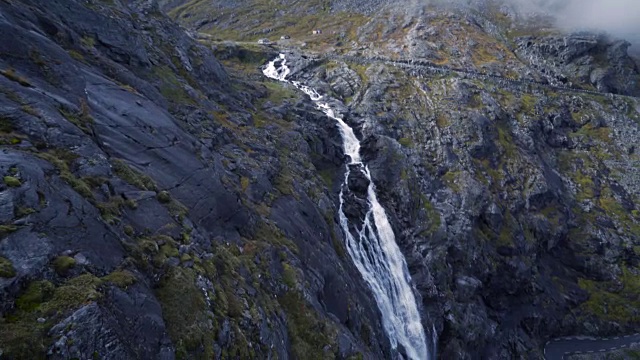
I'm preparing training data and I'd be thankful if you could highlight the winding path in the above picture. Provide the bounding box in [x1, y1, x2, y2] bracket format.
[544, 334, 640, 359]
[328, 54, 639, 100]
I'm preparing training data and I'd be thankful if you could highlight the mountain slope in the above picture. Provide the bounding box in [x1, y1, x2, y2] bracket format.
[161, 0, 640, 358]
[0, 0, 393, 358]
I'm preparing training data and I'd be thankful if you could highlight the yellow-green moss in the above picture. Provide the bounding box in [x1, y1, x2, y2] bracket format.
[15, 207, 35, 217]
[3, 175, 21, 187]
[520, 94, 536, 114]
[282, 262, 297, 288]
[97, 196, 126, 224]
[442, 170, 461, 192]
[102, 270, 136, 288]
[52, 256, 76, 276]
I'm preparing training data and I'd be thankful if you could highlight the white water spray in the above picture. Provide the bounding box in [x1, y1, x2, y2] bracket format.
[264, 54, 432, 360]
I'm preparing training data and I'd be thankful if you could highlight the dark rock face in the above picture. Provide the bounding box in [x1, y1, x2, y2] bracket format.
[516, 34, 640, 96]
[0, 0, 391, 359]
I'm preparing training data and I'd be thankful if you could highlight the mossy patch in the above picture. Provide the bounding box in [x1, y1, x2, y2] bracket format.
[0, 256, 16, 278]
[3, 175, 21, 187]
[102, 270, 136, 289]
[278, 291, 336, 359]
[112, 159, 157, 191]
[15, 206, 35, 218]
[36, 149, 94, 200]
[262, 81, 297, 104]
[0, 224, 18, 237]
[155, 267, 215, 358]
[52, 256, 76, 276]
[0, 274, 102, 358]
[152, 65, 195, 105]
[156, 190, 171, 203]
[578, 267, 640, 324]
[398, 137, 413, 147]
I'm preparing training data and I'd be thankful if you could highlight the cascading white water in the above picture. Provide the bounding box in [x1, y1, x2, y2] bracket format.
[264, 54, 431, 360]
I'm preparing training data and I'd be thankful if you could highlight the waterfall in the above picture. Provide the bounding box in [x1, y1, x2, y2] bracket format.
[264, 54, 432, 360]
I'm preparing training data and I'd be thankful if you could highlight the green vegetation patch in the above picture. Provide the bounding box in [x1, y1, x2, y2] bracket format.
[262, 81, 297, 104]
[52, 256, 76, 276]
[58, 100, 94, 134]
[36, 149, 95, 200]
[3, 175, 21, 187]
[278, 291, 336, 359]
[15, 207, 35, 218]
[102, 270, 136, 289]
[0, 267, 140, 358]
[152, 65, 195, 105]
[156, 190, 172, 203]
[112, 159, 157, 191]
[155, 267, 215, 358]
[97, 196, 128, 225]
[578, 267, 640, 324]
[0, 256, 16, 278]
[0, 224, 18, 237]
[398, 137, 413, 148]
[0, 274, 101, 358]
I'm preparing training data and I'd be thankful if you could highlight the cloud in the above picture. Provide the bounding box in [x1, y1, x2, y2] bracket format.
[412, 0, 640, 51]
[552, 0, 640, 39]
[511, 0, 640, 50]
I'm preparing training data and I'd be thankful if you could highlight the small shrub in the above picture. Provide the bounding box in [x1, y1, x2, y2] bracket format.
[60, 173, 94, 199]
[81, 36, 95, 48]
[157, 190, 171, 203]
[164, 198, 188, 221]
[97, 196, 126, 223]
[124, 225, 135, 236]
[16, 280, 55, 311]
[240, 177, 250, 191]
